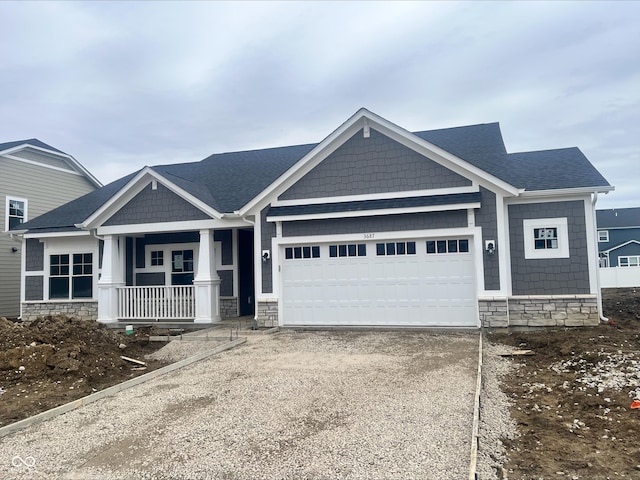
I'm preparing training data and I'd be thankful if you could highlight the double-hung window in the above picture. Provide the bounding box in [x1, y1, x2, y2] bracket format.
[49, 253, 93, 299]
[6, 197, 27, 231]
[171, 250, 194, 285]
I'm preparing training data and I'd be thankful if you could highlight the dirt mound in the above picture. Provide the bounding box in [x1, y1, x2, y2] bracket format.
[0, 315, 165, 427]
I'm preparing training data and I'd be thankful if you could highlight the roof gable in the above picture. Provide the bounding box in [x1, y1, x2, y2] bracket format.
[239, 108, 522, 214]
[0, 138, 102, 188]
[0, 138, 66, 155]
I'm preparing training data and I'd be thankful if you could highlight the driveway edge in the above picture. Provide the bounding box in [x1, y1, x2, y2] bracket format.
[469, 332, 483, 480]
[0, 337, 246, 439]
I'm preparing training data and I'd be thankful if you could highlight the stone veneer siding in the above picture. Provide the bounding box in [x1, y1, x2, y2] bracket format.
[257, 299, 278, 328]
[479, 295, 599, 328]
[21, 301, 98, 322]
[220, 297, 239, 318]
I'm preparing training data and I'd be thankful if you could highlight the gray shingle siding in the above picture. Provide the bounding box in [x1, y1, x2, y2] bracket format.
[214, 230, 233, 265]
[279, 129, 471, 201]
[219, 270, 233, 297]
[25, 239, 44, 271]
[475, 188, 500, 291]
[104, 183, 210, 226]
[282, 210, 467, 237]
[135, 272, 166, 286]
[509, 201, 590, 295]
[261, 206, 275, 294]
[25, 276, 43, 301]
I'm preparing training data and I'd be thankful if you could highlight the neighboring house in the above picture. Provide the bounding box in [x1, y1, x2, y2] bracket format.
[597, 207, 640, 288]
[1, 139, 101, 317]
[11, 109, 613, 328]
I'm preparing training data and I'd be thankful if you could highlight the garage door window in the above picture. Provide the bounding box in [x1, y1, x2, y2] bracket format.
[329, 243, 366, 257]
[285, 246, 320, 259]
[376, 241, 416, 256]
[426, 239, 469, 254]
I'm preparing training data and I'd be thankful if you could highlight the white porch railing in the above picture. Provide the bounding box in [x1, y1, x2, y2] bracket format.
[117, 286, 195, 320]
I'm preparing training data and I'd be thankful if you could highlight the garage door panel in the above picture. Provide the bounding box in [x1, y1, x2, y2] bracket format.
[282, 238, 477, 327]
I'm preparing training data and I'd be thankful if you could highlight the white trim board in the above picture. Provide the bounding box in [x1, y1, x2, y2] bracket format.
[266, 202, 481, 223]
[271, 186, 479, 207]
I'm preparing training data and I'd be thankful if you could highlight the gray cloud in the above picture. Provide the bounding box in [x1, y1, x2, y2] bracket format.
[1, 1, 638, 208]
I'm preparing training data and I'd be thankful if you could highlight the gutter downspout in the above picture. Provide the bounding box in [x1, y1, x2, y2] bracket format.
[9, 233, 24, 320]
[592, 193, 609, 323]
[239, 214, 259, 328]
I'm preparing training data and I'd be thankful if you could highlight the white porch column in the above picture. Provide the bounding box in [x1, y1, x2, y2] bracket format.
[97, 234, 124, 323]
[194, 228, 221, 323]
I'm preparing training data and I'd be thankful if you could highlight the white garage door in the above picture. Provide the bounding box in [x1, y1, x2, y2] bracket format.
[281, 238, 477, 327]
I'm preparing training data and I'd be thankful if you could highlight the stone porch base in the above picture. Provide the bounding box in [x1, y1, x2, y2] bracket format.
[257, 298, 278, 328]
[479, 295, 600, 328]
[220, 297, 239, 318]
[21, 301, 99, 322]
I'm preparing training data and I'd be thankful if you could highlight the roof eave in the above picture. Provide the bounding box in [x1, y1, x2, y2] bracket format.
[78, 167, 223, 230]
[520, 185, 614, 197]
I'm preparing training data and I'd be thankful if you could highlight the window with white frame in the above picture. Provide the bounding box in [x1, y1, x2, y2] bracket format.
[49, 253, 93, 299]
[150, 250, 164, 266]
[619, 256, 640, 267]
[523, 217, 570, 259]
[6, 197, 27, 231]
[598, 230, 609, 242]
[171, 249, 194, 285]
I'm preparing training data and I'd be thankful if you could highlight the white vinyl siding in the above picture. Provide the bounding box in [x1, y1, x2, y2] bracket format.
[0, 156, 97, 317]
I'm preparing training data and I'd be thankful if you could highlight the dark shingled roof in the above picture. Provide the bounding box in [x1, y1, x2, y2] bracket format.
[597, 207, 640, 229]
[0, 138, 67, 155]
[267, 193, 481, 217]
[16, 172, 139, 231]
[15, 122, 611, 234]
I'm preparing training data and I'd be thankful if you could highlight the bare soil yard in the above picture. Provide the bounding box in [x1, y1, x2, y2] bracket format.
[489, 288, 640, 479]
[0, 316, 166, 427]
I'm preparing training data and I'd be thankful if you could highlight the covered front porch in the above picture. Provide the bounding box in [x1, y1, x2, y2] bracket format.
[98, 227, 255, 324]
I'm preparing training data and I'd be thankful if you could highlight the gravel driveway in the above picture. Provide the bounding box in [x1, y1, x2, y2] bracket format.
[1, 330, 479, 480]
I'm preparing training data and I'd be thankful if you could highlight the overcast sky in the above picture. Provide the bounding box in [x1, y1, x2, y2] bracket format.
[1, 1, 638, 209]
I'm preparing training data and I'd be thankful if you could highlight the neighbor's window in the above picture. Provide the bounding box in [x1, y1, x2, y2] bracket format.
[598, 230, 609, 242]
[49, 253, 93, 299]
[523, 218, 570, 259]
[6, 197, 27, 231]
[172, 250, 194, 285]
[619, 256, 640, 267]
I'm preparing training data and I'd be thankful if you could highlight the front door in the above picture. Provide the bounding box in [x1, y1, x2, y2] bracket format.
[238, 229, 255, 316]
